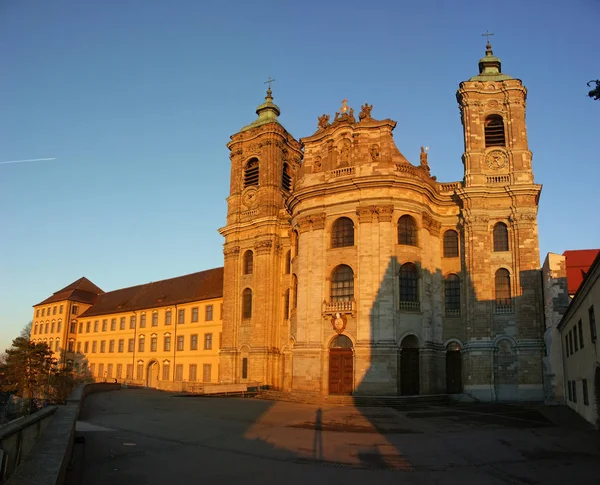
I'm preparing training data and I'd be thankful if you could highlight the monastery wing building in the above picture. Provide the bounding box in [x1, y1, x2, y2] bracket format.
[30, 43, 544, 401]
[219, 42, 544, 401]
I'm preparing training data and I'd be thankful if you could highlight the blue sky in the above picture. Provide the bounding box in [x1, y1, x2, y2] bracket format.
[1, 0, 598, 351]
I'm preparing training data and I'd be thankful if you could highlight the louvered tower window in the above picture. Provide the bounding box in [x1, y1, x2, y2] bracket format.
[484, 115, 506, 147]
[282, 163, 292, 192]
[244, 158, 259, 188]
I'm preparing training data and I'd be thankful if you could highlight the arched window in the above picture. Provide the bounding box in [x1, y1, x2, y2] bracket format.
[484, 115, 505, 147]
[292, 230, 299, 257]
[398, 215, 418, 246]
[494, 268, 512, 309]
[292, 274, 298, 309]
[331, 217, 354, 248]
[493, 222, 509, 252]
[243, 250, 254, 275]
[445, 274, 461, 316]
[284, 250, 291, 274]
[283, 289, 290, 320]
[242, 288, 253, 319]
[282, 162, 292, 192]
[399, 263, 419, 310]
[443, 230, 459, 258]
[330, 265, 354, 302]
[244, 158, 259, 188]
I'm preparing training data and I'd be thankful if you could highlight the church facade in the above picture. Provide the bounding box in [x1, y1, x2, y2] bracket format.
[219, 42, 545, 401]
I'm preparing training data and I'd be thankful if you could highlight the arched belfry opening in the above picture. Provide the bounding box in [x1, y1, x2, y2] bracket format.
[399, 335, 419, 396]
[328, 335, 353, 395]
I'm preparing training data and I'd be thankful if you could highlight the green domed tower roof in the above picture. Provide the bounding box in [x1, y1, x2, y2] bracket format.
[240, 87, 281, 132]
[469, 41, 513, 82]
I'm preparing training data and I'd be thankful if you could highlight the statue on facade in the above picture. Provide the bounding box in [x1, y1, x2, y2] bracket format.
[359, 103, 373, 121]
[318, 114, 330, 130]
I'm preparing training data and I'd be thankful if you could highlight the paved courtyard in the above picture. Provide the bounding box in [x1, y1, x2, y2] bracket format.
[69, 388, 600, 484]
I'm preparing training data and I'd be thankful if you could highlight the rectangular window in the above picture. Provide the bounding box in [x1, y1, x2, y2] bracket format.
[573, 380, 577, 403]
[127, 364, 133, 380]
[92, 341, 97, 353]
[175, 364, 183, 382]
[102, 319, 107, 332]
[204, 333, 213, 350]
[79, 322, 83, 334]
[583, 379, 589, 405]
[51, 322, 56, 333]
[120, 317, 126, 330]
[76, 342, 81, 353]
[53, 306, 57, 315]
[90, 363, 95, 376]
[111, 318, 117, 331]
[567, 381, 572, 401]
[162, 363, 170, 381]
[137, 364, 143, 380]
[116, 364, 123, 379]
[94, 321, 99, 332]
[165, 310, 172, 325]
[177, 335, 184, 351]
[189, 364, 197, 382]
[128, 338, 134, 352]
[70, 321, 77, 333]
[107, 364, 113, 378]
[151, 336, 157, 352]
[98, 363, 104, 378]
[138, 337, 145, 352]
[130, 316, 136, 329]
[42, 308, 45, 317]
[219, 332, 222, 349]
[590, 305, 597, 342]
[84, 342, 89, 353]
[164, 336, 171, 351]
[178, 309, 185, 324]
[578, 319, 584, 349]
[100, 340, 106, 353]
[190, 334, 198, 350]
[68, 340, 75, 352]
[569, 331, 574, 356]
[574, 325, 579, 351]
[109, 340, 115, 353]
[118, 339, 124, 352]
[242, 358, 248, 379]
[203, 364, 212, 382]
[86, 321, 90, 333]
[59, 305, 63, 314]
[565, 335, 570, 357]
[205, 305, 213, 321]
[72, 305, 78, 315]
[36, 309, 39, 317]
[140, 314, 146, 328]
[152, 312, 158, 326]
[57, 321, 62, 333]
[191, 307, 199, 322]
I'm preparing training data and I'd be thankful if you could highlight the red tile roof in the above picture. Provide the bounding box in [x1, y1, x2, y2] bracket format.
[35, 277, 104, 306]
[563, 249, 600, 295]
[79, 267, 223, 318]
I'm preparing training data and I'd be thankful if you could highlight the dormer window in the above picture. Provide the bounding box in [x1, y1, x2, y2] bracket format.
[484, 115, 505, 147]
[244, 158, 259, 188]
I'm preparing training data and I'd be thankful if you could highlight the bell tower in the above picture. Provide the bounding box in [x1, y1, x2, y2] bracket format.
[219, 86, 302, 388]
[457, 40, 533, 187]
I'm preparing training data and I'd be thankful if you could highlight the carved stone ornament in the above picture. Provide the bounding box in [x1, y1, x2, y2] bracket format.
[486, 99, 499, 109]
[376, 205, 394, 222]
[370, 144, 380, 161]
[255, 239, 274, 255]
[359, 103, 373, 121]
[313, 157, 322, 173]
[331, 312, 347, 334]
[318, 114, 330, 130]
[422, 212, 442, 235]
[241, 187, 258, 208]
[509, 212, 537, 223]
[356, 206, 375, 223]
[485, 150, 508, 170]
[223, 245, 241, 260]
[297, 213, 327, 232]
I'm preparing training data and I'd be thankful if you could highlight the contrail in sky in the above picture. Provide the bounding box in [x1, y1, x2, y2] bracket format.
[0, 157, 56, 165]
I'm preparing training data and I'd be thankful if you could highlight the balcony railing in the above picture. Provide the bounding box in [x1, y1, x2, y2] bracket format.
[329, 166, 355, 178]
[494, 300, 514, 314]
[445, 309, 461, 318]
[323, 300, 355, 314]
[398, 301, 420, 312]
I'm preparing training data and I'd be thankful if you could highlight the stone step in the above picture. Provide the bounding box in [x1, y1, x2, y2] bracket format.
[255, 390, 453, 408]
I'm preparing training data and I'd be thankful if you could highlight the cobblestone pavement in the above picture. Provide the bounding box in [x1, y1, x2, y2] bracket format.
[69, 389, 600, 485]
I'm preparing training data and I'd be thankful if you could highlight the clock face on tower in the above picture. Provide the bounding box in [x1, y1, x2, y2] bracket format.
[485, 150, 508, 170]
[242, 188, 257, 208]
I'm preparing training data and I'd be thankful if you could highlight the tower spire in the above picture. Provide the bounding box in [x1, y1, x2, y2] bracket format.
[239, 79, 281, 132]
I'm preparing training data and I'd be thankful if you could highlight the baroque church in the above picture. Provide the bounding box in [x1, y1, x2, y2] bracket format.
[219, 41, 544, 401]
[30, 42, 544, 401]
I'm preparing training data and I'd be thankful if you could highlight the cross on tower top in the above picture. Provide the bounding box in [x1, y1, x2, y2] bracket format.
[481, 30, 494, 44]
[264, 77, 276, 90]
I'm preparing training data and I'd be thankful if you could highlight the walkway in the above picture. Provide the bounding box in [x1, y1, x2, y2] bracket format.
[69, 389, 600, 484]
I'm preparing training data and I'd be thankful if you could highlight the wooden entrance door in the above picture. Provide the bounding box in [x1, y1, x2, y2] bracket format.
[329, 349, 353, 395]
[446, 351, 462, 394]
[400, 349, 419, 395]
